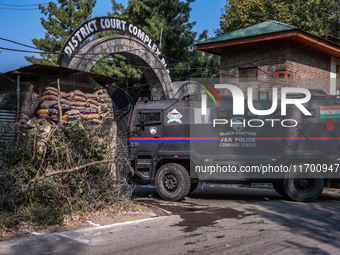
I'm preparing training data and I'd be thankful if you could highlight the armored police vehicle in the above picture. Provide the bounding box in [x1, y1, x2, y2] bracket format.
[125, 89, 340, 202]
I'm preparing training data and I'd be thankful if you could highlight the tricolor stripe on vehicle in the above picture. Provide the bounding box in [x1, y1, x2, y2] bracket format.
[127, 137, 340, 142]
[320, 106, 340, 119]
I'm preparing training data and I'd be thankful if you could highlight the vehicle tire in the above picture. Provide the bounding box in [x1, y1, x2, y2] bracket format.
[189, 180, 199, 194]
[272, 182, 287, 197]
[155, 163, 190, 201]
[283, 170, 324, 202]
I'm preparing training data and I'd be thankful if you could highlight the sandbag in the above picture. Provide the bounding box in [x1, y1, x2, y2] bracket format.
[61, 99, 75, 106]
[74, 95, 87, 102]
[53, 104, 71, 112]
[96, 89, 107, 96]
[86, 113, 101, 120]
[70, 119, 78, 125]
[80, 113, 87, 120]
[45, 87, 58, 93]
[89, 119, 102, 125]
[81, 108, 98, 114]
[36, 109, 49, 115]
[100, 98, 112, 103]
[37, 114, 50, 119]
[72, 107, 86, 111]
[65, 109, 80, 116]
[40, 100, 57, 109]
[68, 91, 75, 99]
[99, 104, 111, 111]
[42, 95, 58, 101]
[62, 115, 78, 121]
[74, 89, 86, 97]
[48, 108, 58, 115]
[43, 90, 58, 97]
[60, 91, 69, 98]
[85, 93, 99, 100]
[75, 101, 88, 107]
[89, 104, 98, 110]
[87, 99, 99, 106]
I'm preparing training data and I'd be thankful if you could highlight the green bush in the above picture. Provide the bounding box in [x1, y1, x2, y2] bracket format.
[7, 147, 22, 165]
[0, 120, 132, 229]
[27, 202, 65, 226]
[0, 211, 17, 229]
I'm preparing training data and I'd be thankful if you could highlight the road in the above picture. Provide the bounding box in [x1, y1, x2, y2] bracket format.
[1, 185, 340, 255]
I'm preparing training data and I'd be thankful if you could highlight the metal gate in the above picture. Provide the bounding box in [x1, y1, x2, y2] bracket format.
[0, 110, 16, 141]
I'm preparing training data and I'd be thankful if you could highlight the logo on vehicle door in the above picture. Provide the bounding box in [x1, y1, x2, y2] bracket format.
[167, 109, 183, 124]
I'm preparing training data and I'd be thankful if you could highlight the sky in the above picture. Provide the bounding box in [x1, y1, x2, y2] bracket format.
[0, 0, 225, 73]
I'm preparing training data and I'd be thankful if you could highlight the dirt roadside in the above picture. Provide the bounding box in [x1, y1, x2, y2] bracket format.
[0, 200, 168, 241]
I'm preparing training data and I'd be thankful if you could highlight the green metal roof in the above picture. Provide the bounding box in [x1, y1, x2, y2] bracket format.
[198, 20, 298, 45]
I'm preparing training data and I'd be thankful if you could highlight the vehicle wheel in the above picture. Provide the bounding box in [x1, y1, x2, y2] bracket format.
[283, 170, 324, 202]
[189, 180, 199, 194]
[272, 182, 287, 197]
[155, 163, 190, 201]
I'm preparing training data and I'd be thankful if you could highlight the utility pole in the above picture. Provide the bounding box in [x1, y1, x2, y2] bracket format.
[160, 27, 163, 50]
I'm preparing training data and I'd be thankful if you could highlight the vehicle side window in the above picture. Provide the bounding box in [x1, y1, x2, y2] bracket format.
[139, 112, 161, 125]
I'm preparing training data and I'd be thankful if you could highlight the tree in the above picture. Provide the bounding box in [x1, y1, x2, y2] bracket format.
[124, 0, 199, 80]
[218, 0, 340, 38]
[25, 0, 96, 65]
[124, 0, 220, 80]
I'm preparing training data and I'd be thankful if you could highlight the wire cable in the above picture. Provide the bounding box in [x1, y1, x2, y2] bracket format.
[0, 46, 45, 54]
[0, 2, 48, 7]
[0, 7, 40, 10]
[0, 37, 41, 50]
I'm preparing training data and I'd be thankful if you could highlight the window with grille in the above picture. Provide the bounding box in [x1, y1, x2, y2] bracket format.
[239, 67, 258, 82]
[258, 92, 268, 100]
[275, 71, 292, 82]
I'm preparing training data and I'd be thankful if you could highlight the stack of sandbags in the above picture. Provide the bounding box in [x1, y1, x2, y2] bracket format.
[36, 87, 106, 125]
[67, 89, 100, 111]
[96, 89, 114, 119]
[39, 87, 58, 109]
[40, 88, 100, 110]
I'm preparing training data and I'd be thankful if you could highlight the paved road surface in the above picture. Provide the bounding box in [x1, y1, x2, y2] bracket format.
[1, 185, 340, 255]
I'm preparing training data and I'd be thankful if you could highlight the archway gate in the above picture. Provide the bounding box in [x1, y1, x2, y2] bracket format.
[57, 17, 173, 99]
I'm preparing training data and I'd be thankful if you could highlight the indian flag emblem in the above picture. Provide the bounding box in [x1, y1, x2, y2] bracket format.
[320, 106, 340, 119]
